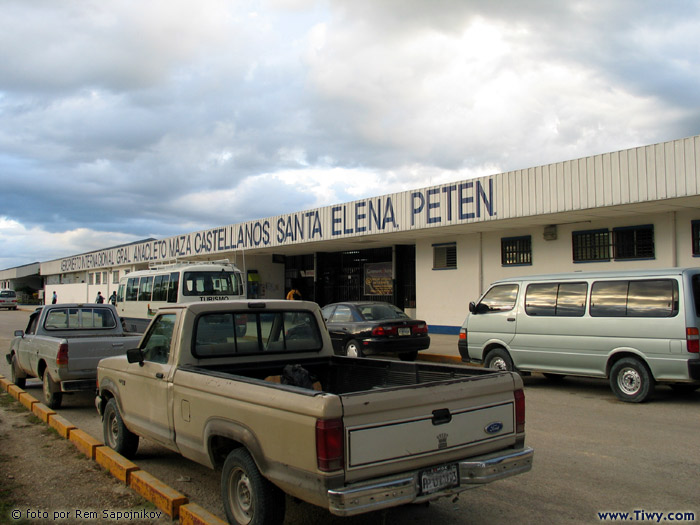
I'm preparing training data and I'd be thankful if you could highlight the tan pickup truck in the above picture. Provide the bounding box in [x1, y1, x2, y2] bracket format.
[96, 300, 533, 525]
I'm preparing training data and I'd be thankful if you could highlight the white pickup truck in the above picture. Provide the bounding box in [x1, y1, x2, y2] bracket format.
[6, 303, 141, 408]
[96, 300, 533, 525]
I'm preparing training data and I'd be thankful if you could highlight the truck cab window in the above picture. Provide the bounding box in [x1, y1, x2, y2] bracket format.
[141, 314, 176, 364]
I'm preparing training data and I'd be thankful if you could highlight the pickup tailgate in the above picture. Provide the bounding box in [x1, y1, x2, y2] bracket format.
[60, 335, 142, 377]
[340, 370, 520, 483]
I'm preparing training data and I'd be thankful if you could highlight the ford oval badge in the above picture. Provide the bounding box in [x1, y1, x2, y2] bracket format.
[485, 422, 503, 434]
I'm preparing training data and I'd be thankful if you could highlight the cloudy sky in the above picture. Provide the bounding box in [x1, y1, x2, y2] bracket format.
[1, 0, 699, 270]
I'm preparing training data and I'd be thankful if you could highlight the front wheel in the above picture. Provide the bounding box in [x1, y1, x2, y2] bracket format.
[10, 354, 26, 389]
[609, 357, 654, 403]
[484, 348, 514, 372]
[103, 398, 139, 458]
[221, 448, 285, 525]
[42, 371, 63, 409]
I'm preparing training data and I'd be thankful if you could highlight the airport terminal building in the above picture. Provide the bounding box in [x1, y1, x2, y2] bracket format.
[4, 134, 700, 333]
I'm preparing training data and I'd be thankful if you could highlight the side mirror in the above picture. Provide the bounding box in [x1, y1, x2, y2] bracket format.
[468, 302, 477, 314]
[14, 330, 24, 338]
[126, 348, 144, 367]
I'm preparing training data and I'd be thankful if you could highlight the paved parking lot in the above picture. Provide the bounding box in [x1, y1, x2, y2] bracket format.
[1, 308, 698, 524]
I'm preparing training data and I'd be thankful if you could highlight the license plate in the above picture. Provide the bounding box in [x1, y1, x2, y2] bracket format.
[398, 327, 411, 336]
[420, 464, 459, 495]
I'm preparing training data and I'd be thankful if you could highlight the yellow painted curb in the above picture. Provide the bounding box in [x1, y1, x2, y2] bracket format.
[69, 428, 103, 459]
[47, 413, 77, 438]
[0, 376, 10, 391]
[179, 503, 229, 525]
[418, 354, 464, 364]
[129, 470, 188, 518]
[31, 402, 56, 423]
[95, 446, 140, 484]
[18, 392, 39, 411]
[6, 384, 25, 400]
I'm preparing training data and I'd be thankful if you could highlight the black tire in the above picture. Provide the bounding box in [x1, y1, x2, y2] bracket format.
[484, 348, 514, 372]
[344, 340, 363, 358]
[42, 371, 63, 409]
[221, 448, 285, 525]
[609, 357, 655, 403]
[10, 354, 26, 389]
[399, 351, 418, 362]
[103, 398, 139, 458]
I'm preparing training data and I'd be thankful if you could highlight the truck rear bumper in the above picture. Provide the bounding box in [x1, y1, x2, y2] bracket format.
[327, 446, 534, 516]
[61, 379, 96, 392]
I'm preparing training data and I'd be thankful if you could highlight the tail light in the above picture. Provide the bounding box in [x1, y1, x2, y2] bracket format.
[514, 389, 525, 433]
[316, 418, 344, 472]
[413, 323, 428, 334]
[459, 328, 467, 340]
[56, 343, 69, 366]
[371, 326, 388, 336]
[687, 327, 699, 353]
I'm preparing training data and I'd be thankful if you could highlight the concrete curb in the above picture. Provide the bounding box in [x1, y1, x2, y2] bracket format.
[0, 373, 222, 524]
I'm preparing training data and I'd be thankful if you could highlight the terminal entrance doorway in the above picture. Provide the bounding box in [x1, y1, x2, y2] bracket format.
[284, 245, 416, 309]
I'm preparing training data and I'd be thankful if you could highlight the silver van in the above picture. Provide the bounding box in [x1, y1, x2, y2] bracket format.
[0, 289, 18, 310]
[458, 268, 700, 402]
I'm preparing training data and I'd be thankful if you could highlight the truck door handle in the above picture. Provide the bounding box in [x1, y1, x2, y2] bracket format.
[432, 408, 452, 426]
[507, 317, 516, 322]
[155, 373, 164, 379]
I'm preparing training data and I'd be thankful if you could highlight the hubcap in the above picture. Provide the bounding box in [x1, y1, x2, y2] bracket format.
[228, 467, 253, 524]
[490, 357, 507, 371]
[617, 367, 641, 395]
[346, 344, 359, 358]
[108, 414, 119, 447]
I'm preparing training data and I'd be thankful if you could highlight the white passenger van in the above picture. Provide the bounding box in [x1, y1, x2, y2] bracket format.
[116, 260, 245, 333]
[458, 268, 700, 402]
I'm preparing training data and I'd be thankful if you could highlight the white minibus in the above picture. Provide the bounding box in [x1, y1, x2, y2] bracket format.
[458, 268, 700, 402]
[116, 260, 245, 333]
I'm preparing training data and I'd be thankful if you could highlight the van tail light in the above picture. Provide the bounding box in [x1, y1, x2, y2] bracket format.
[56, 343, 69, 366]
[316, 418, 344, 472]
[687, 327, 699, 353]
[459, 328, 467, 340]
[514, 389, 525, 433]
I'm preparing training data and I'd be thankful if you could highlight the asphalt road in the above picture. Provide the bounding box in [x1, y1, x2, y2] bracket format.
[1, 308, 698, 524]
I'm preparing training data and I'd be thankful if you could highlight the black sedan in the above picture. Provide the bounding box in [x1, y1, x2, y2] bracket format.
[321, 301, 430, 361]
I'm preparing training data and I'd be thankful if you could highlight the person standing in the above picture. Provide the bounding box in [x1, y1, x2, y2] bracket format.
[109, 291, 117, 305]
[286, 280, 301, 300]
[51, 291, 57, 304]
[96, 291, 105, 304]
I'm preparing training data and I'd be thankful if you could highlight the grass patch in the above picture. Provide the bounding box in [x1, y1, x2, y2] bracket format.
[0, 392, 25, 413]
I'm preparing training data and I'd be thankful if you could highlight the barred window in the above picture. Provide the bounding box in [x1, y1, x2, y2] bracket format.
[613, 225, 654, 260]
[572, 229, 610, 262]
[501, 236, 532, 266]
[433, 243, 457, 270]
[692, 221, 700, 257]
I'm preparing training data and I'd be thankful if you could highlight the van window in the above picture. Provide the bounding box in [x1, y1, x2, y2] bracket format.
[479, 284, 519, 312]
[590, 279, 677, 318]
[693, 275, 700, 316]
[525, 282, 587, 317]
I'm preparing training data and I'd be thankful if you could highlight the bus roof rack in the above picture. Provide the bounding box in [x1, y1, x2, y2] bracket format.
[147, 259, 232, 270]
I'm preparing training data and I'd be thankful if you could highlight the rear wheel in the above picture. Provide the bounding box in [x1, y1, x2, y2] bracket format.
[221, 448, 285, 525]
[10, 354, 26, 389]
[609, 357, 654, 403]
[345, 340, 363, 358]
[484, 348, 514, 372]
[42, 371, 62, 409]
[103, 398, 139, 458]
